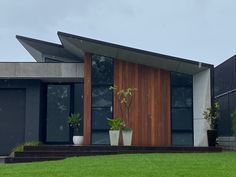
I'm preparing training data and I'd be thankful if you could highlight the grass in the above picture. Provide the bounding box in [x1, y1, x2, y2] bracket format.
[1, 152, 236, 177]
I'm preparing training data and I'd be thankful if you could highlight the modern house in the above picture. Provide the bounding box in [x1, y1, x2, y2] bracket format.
[0, 32, 213, 155]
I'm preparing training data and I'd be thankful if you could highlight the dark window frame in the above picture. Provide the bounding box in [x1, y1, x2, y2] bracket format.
[170, 72, 194, 146]
[90, 54, 114, 145]
[43, 82, 83, 144]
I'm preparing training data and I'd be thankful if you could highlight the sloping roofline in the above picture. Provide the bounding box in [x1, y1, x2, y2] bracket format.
[16, 35, 82, 62]
[16, 35, 63, 48]
[57, 31, 213, 68]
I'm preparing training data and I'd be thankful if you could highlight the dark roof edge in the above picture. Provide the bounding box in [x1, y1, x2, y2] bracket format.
[57, 31, 213, 68]
[16, 35, 63, 48]
[215, 55, 236, 68]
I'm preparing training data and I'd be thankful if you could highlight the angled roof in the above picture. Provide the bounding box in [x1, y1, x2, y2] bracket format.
[17, 32, 213, 75]
[16, 35, 82, 62]
[57, 31, 213, 75]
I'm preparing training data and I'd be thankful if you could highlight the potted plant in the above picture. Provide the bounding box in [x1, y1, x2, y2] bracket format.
[107, 118, 123, 146]
[203, 102, 220, 146]
[110, 86, 137, 146]
[68, 113, 83, 145]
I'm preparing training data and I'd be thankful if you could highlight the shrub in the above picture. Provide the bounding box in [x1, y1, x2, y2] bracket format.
[10, 141, 42, 157]
[203, 102, 220, 129]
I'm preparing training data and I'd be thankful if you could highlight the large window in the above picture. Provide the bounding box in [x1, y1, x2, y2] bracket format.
[46, 85, 71, 143]
[91, 55, 113, 144]
[45, 83, 83, 143]
[171, 72, 193, 146]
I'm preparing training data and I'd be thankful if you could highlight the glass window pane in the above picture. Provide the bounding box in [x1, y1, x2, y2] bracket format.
[171, 72, 192, 86]
[92, 131, 110, 145]
[74, 83, 84, 136]
[46, 85, 70, 142]
[171, 108, 192, 131]
[171, 87, 192, 107]
[92, 86, 112, 107]
[92, 108, 111, 130]
[172, 132, 193, 146]
[92, 55, 113, 85]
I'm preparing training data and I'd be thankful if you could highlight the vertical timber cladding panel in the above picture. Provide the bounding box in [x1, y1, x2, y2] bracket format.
[83, 53, 92, 145]
[114, 60, 171, 146]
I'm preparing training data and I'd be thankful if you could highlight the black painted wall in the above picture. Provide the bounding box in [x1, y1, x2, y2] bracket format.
[215, 55, 236, 136]
[0, 79, 41, 155]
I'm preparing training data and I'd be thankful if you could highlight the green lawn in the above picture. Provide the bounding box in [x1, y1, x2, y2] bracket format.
[0, 152, 236, 177]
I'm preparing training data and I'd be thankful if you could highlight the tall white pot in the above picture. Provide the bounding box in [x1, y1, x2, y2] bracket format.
[109, 130, 120, 146]
[122, 130, 133, 146]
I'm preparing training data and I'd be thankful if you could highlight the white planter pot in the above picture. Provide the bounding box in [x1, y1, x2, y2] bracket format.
[122, 130, 133, 146]
[109, 130, 120, 146]
[73, 136, 84, 145]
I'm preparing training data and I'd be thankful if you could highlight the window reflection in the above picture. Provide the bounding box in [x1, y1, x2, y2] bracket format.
[91, 54, 113, 145]
[171, 72, 193, 146]
[92, 87, 112, 107]
[91, 55, 113, 85]
[46, 85, 70, 142]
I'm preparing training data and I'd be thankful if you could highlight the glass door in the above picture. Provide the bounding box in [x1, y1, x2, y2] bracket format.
[45, 84, 71, 143]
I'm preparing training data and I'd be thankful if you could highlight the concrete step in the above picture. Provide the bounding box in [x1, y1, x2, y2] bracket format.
[14, 151, 120, 158]
[0, 156, 6, 164]
[5, 157, 64, 163]
[23, 145, 222, 153]
[5, 146, 222, 163]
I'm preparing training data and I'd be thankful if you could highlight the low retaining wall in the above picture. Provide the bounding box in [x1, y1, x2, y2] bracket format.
[218, 136, 236, 150]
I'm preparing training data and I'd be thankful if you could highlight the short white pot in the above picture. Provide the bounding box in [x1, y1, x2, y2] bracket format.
[73, 136, 84, 145]
[109, 130, 120, 146]
[122, 130, 133, 146]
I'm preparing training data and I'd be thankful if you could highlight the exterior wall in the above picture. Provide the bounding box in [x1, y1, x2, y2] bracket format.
[83, 53, 211, 146]
[193, 69, 211, 146]
[113, 60, 171, 146]
[214, 56, 236, 96]
[0, 80, 41, 155]
[0, 63, 83, 79]
[215, 56, 236, 136]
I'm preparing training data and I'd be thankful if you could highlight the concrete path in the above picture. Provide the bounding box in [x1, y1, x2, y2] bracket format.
[0, 156, 6, 164]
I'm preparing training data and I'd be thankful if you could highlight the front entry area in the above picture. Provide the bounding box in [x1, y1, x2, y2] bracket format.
[44, 83, 83, 144]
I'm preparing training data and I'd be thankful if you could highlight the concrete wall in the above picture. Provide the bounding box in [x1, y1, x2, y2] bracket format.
[218, 136, 236, 150]
[193, 69, 211, 146]
[0, 63, 83, 79]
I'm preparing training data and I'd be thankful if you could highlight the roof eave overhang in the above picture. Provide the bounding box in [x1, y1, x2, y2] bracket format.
[58, 31, 213, 75]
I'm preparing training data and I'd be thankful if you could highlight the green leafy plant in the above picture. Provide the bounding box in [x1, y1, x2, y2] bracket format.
[203, 102, 220, 129]
[67, 113, 81, 129]
[110, 86, 137, 130]
[10, 141, 42, 157]
[231, 109, 236, 137]
[107, 118, 123, 130]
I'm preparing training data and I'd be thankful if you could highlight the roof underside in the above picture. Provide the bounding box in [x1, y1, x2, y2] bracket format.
[16, 32, 213, 75]
[57, 32, 212, 75]
[16, 35, 82, 62]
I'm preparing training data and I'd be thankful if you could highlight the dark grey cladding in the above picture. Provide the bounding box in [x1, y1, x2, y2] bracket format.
[16, 35, 83, 63]
[214, 55, 236, 96]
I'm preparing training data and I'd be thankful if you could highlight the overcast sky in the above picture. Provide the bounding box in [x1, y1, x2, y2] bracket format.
[0, 0, 236, 66]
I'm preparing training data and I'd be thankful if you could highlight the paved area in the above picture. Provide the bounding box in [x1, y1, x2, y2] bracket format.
[0, 156, 6, 164]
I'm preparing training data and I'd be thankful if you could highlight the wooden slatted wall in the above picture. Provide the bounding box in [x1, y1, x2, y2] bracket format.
[114, 60, 171, 146]
[83, 53, 91, 145]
